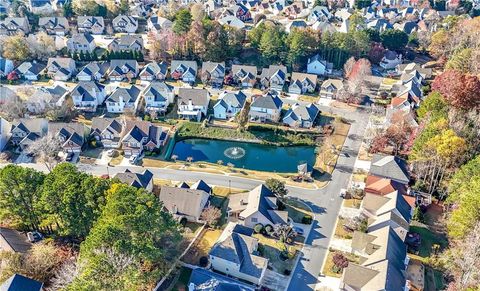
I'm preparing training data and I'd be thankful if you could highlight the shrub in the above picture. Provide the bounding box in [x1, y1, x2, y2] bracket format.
[283, 269, 291, 276]
[331, 252, 349, 273]
[264, 224, 274, 235]
[413, 206, 425, 223]
[179, 217, 187, 227]
[199, 256, 209, 267]
[302, 215, 313, 224]
[254, 223, 264, 234]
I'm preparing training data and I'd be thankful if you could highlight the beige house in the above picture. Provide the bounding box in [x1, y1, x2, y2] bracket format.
[319, 79, 343, 99]
[209, 222, 268, 285]
[248, 93, 283, 123]
[227, 184, 288, 228]
[159, 186, 210, 222]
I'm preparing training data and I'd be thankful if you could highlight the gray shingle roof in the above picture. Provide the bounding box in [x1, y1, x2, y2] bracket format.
[251, 93, 283, 110]
[177, 88, 209, 106]
[370, 154, 410, 184]
[143, 81, 173, 102]
[159, 186, 209, 217]
[107, 85, 141, 103]
[0, 227, 32, 253]
[114, 169, 153, 189]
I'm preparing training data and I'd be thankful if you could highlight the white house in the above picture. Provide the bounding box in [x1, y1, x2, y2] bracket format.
[213, 91, 246, 120]
[177, 88, 210, 121]
[288, 72, 317, 94]
[10, 118, 48, 152]
[67, 33, 96, 54]
[282, 103, 320, 128]
[307, 54, 333, 76]
[71, 81, 106, 112]
[77, 61, 109, 81]
[142, 81, 174, 114]
[107, 60, 139, 81]
[14, 62, 46, 81]
[112, 15, 138, 33]
[106, 85, 141, 113]
[380, 50, 403, 70]
[171, 60, 197, 83]
[46, 57, 76, 81]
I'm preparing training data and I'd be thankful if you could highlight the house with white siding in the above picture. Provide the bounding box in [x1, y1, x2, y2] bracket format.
[248, 93, 283, 123]
[213, 91, 247, 120]
[142, 81, 174, 114]
[71, 81, 106, 112]
[177, 88, 210, 121]
[106, 85, 141, 113]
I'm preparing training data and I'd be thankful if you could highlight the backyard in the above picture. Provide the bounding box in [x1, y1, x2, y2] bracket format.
[254, 233, 302, 275]
[322, 250, 360, 278]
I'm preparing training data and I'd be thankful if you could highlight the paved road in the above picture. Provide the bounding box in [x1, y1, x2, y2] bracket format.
[3, 105, 370, 291]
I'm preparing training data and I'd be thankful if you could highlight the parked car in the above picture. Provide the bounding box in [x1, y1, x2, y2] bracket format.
[106, 149, 117, 157]
[65, 152, 74, 162]
[129, 155, 138, 164]
[27, 231, 43, 243]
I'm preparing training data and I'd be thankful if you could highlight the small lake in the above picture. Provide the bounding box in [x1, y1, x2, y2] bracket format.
[170, 138, 316, 173]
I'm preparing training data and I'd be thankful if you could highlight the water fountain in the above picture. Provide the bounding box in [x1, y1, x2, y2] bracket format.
[224, 146, 246, 159]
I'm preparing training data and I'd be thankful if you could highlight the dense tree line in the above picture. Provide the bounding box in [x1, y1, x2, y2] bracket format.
[0, 164, 181, 289]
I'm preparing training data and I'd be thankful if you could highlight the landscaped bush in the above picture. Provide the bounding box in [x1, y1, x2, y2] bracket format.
[283, 269, 291, 276]
[264, 224, 274, 235]
[199, 256, 209, 267]
[179, 217, 187, 227]
[331, 252, 349, 273]
[254, 223, 264, 233]
[302, 215, 313, 224]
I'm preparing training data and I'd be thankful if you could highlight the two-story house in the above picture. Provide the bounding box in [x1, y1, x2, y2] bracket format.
[231, 65, 257, 88]
[142, 81, 174, 114]
[38, 17, 69, 35]
[159, 186, 210, 222]
[46, 57, 76, 81]
[112, 15, 138, 33]
[77, 16, 105, 34]
[213, 91, 247, 120]
[121, 120, 168, 156]
[282, 103, 320, 128]
[67, 33, 96, 54]
[248, 93, 283, 123]
[10, 118, 48, 152]
[177, 88, 210, 121]
[106, 85, 141, 113]
[319, 79, 343, 99]
[48, 122, 88, 153]
[259, 65, 287, 91]
[107, 34, 143, 53]
[114, 169, 154, 192]
[139, 61, 167, 81]
[77, 61, 109, 81]
[0, 17, 30, 36]
[201, 61, 225, 87]
[307, 54, 333, 76]
[107, 60, 139, 81]
[288, 72, 317, 94]
[147, 16, 172, 32]
[14, 61, 46, 81]
[171, 60, 198, 83]
[71, 81, 106, 112]
[90, 117, 124, 149]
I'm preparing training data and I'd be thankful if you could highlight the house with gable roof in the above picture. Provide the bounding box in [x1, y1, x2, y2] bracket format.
[46, 57, 76, 81]
[249, 93, 283, 123]
[0, 17, 30, 36]
[77, 61, 109, 81]
[232, 65, 257, 88]
[114, 169, 154, 192]
[147, 16, 172, 32]
[289, 72, 317, 94]
[213, 90, 247, 120]
[209, 222, 268, 285]
[90, 117, 124, 148]
[282, 103, 319, 128]
[108, 34, 144, 53]
[259, 65, 287, 91]
[10, 118, 48, 152]
[139, 61, 168, 81]
[177, 88, 210, 121]
[319, 79, 344, 99]
[121, 120, 168, 156]
[71, 81, 106, 112]
[171, 60, 198, 83]
[67, 33, 96, 54]
[201, 61, 225, 87]
[106, 85, 141, 113]
[227, 184, 289, 228]
[107, 60, 139, 81]
[112, 15, 138, 33]
[48, 122, 88, 153]
[370, 154, 410, 185]
[188, 268, 255, 291]
[159, 185, 211, 222]
[142, 81, 174, 113]
[77, 16, 105, 34]
[307, 54, 333, 76]
[38, 17, 69, 35]
[14, 61, 46, 81]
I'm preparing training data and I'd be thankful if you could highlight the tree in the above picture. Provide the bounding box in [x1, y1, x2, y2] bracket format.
[332, 253, 349, 273]
[380, 29, 409, 51]
[368, 42, 385, 64]
[71, 184, 182, 290]
[62, 0, 73, 17]
[236, 100, 250, 131]
[39, 163, 110, 238]
[173, 9, 192, 34]
[2, 35, 31, 61]
[26, 134, 63, 172]
[49, 259, 81, 290]
[285, 28, 319, 68]
[72, 0, 103, 16]
[265, 178, 288, 198]
[432, 70, 480, 110]
[258, 25, 286, 63]
[273, 224, 296, 244]
[200, 206, 221, 227]
[416, 91, 448, 121]
[0, 95, 24, 120]
[0, 165, 45, 230]
[190, 3, 205, 21]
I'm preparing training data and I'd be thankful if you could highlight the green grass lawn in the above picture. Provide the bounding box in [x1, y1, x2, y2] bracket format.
[409, 225, 447, 258]
[284, 199, 313, 224]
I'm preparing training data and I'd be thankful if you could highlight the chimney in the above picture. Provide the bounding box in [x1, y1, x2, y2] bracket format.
[173, 204, 178, 214]
[188, 99, 193, 107]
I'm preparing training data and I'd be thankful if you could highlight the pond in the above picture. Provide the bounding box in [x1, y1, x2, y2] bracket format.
[170, 138, 316, 173]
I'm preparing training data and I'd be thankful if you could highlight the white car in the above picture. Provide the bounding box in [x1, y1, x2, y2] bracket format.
[129, 155, 138, 164]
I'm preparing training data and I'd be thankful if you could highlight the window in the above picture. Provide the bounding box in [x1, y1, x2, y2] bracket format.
[251, 217, 258, 223]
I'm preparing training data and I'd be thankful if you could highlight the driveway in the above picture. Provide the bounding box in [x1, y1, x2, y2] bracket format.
[96, 151, 113, 166]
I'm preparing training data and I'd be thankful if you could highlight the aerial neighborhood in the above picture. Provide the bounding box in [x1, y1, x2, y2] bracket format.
[0, 0, 478, 290]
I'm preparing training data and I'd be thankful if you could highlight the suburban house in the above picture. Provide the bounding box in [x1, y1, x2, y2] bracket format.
[177, 88, 210, 121]
[107, 60, 139, 81]
[113, 169, 154, 192]
[159, 186, 210, 222]
[0, 227, 32, 253]
[77, 61, 109, 81]
[188, 268, 255, 291]
[319, 79, 344, 99]
[67, 33, 96, 54]
[139, 61, 168, 81]
[14, 61, 46, 80]
[38, 17, 69, 35]
[46, 57, 76, 81]
[0, 118, 11, 151]
[0, 57, 14, 78]
[288, 72, 317, 94]
[365, 175, 408, 197]
[71, 81, 106, 112]
[231, 65, 257, 88]
[201, 61, 225, 87]
[90, 117, 124, 148]
[0, 274, 43, 291]
[10, 118, 48, 152]
[121, 120, 168, 156]
[218, 15, 246, 29]
[249, 93, 283, 123]
[186, 179, 213, 194]
[370, 154, 410, 185]
[342, 225, 409, 290]
[48, 122, 88, 153]
[380, 50, 403, 70]
[106, 85, 142, 113]
[142, 81, 174, 114]
[108, 34, 144, 53]
[29, 0, 54, 14]
[307, 54, 333, 75]
[308, 5, 332, 22]
[77, 16, 105, 34]
[227, 184, 288, 228]
[213, 91, 247, 120]
[259, 65, 287, 91]
[209, 222, 268, 285]
[147, 16, 172, 32]
[112, 15, 138, 33]
[282, 103, 319, 128]
[0, 17, 30, 36]
[361, 191, 412, 240]
[171, 60, 198, 83]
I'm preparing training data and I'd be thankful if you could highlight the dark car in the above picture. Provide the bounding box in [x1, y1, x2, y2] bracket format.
[65, 152, 74, 162]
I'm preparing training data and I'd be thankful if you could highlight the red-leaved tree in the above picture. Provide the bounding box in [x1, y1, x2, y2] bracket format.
[432, 70, 480, 110]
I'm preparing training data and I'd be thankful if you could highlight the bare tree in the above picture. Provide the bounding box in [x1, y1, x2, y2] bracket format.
[0, 96, 24, 120]
[47, 259, 81, 291]
[273, 224, 296, 244]
[27, 134, 63, 172]
[200, 206, 222, 227]
[27, 32, 56, 61]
